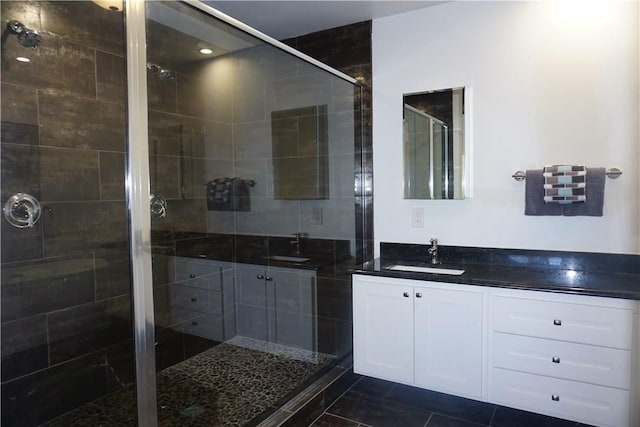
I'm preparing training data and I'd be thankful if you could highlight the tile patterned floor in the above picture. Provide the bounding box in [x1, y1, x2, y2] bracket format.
[47, 338, 334, 427]
[309, 376, 595, 427]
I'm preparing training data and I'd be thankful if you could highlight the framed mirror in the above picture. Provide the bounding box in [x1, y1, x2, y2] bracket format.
[403, 87, 469, 200]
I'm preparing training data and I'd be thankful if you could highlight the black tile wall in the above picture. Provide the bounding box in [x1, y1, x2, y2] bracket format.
[1, 315, 49, 382]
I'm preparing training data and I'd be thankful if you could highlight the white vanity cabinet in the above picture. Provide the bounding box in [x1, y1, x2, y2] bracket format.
[236, 264, 317, 351]
[489, 288, 636, 427]
[352, 274, 485, 399]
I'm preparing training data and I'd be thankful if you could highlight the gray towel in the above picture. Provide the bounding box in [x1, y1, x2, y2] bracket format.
[525, 170, 563, 216]
[563, 167, 605, 217]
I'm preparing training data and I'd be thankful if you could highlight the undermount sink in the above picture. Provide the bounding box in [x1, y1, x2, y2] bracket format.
[386, 265, 465, 275]
[269, 255, 311, 263]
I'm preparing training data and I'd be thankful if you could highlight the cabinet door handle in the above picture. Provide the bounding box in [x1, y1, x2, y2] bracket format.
[403, 292, 410, 297]
[189, 274, 196, 278]
[553, 319, 562, 326]
[265, 276, 273, 281]
[552, 356, 560, 363]
[256, 274, 264, 280]
[415, 293, 423, 298]
[551, 395, 560, 402]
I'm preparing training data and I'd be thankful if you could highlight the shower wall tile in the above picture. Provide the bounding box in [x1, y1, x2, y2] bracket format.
[234, 159, 269, 197]
[1, 350, 108, 427]
[148, 72, 178, 113]
[154, 326, 185, 371]
[233, 120, 272, 161]
[316, 277, 352, 321]
[39, 91, 126, 152]
[150, 155, 180, 199]
[99, 151, 125, 200]
[40, 0, 125, 55]
[177, 73, 206, 118]
[1, 143, 41, 200]
[1, 315, 49, 382]
[96, 51, 126, 105]
[95, 248, 131, 300]
[206, 211, 236, 234]
[235, 234, 268, 263]
[42, 201, 127, 257]
[1, 257, 95, 322]
[153, 199, 207, 233]
[203, 120, 233, 160]
[265, 75, 333, 113]
[148, 111, 205, 157]
[39, 146, 101, 201]
[106, 340, 135, 391]
[0, 83, 38, 124]
[1, 36, 96, 99]
[1, 218, 43, 263]
[234, 197, 298, 237]
[0, 1, 41, 34]
[0, 122, 39, 146]
[48, 295, 132, 364]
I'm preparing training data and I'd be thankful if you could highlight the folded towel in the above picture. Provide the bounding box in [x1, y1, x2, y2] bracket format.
[563, 167, 605, 217]
[207, 177, 251, 212]
[524, 170, 563, 216]
[543, 165, 587, 204]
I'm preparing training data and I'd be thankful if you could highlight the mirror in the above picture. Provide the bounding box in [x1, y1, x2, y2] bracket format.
[403, 87, 467, 199]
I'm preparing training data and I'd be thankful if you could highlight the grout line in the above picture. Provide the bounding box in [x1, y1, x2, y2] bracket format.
[488, 405, 497, 426]
[423, 412, 433, 427]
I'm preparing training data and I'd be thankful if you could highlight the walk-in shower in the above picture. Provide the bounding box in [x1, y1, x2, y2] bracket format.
[1, 1, 364, 426]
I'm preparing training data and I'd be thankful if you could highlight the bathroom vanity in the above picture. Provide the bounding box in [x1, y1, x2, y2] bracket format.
[352, 243, 640, 427]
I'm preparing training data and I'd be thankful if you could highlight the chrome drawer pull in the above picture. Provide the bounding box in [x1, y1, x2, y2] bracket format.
[265, 276, 273, 281]
[189, 274, 196, 278]
[553, 319, 562, 326]
[552, 356, 560, 363]
[416, 293, 423, 298]
[256, 274, 264, 279]
[403, 292, 410, 297]
[551, 395, 560, 402]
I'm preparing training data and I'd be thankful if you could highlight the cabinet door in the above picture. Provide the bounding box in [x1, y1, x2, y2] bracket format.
[236, 265, 269, 341]
[414, 286, 484, 399]
[353, 278, 414, 383]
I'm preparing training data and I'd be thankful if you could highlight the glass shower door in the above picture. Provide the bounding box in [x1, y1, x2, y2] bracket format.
[0, 1, 138, 425]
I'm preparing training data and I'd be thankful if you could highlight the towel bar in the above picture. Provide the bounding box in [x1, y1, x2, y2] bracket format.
[512, 168, 622, 182]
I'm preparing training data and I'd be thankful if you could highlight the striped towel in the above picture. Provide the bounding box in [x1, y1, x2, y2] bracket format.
[542, 165, 587, 204]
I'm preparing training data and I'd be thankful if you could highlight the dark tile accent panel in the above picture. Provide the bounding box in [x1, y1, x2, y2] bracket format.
[0, 121, 40, 146]
[39, 91, 126, 151]
[1, 143, 41, 200]
[426, 413, 487, 427]
[150, 155, 180, 199]
[310, 413, 360, 427]
[0, 217, 44, 262]
[1, 315, 49, 382]
[327, 389, 432, 427]
[316, 316, 338, 355]
[99, 151, 126, 201]
[48, 295, 132, 364]
[235, 234, 269, 264]
[0, 83, 38, 124]
[491, 405, 586, 427]
[385, 384, 495, 426]
[38, 146, 101, 201]
[316, 277, 352, 321]
[154, 327, 186, 372]
[1, 36, 97, 98]
[42, 201, 127, 256]
[153, 250, 176, 288]
[95, 248, 131, 299]
[1, 350, 108, 427]
[105, 339, 136, 391]
[148, 110, 205, 157]
[40, 0, 125, 55]
[174, 233, 234, 261]
[96, 50, 126, 104]
[1, 257, 95, 322]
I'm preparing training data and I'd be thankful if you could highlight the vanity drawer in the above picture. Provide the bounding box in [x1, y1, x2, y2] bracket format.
[170, 284, 212, 313]
[491, 368, 630, 427]
[180, 313, 224, 342]
[492, 332, 631, 389]
[492, 296, 633, 349]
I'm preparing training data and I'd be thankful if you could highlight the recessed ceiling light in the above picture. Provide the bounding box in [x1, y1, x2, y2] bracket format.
[16, 56, 30, 62]
[199, 48, 213, 55]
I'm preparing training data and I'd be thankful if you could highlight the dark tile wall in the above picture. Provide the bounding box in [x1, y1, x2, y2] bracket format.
[0, 2, 134, 425]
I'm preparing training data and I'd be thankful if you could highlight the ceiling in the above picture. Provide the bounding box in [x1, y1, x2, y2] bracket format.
[205, 1, 446, 40]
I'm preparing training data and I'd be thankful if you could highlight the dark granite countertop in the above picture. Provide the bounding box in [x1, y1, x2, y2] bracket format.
[351, 243, 640, 301]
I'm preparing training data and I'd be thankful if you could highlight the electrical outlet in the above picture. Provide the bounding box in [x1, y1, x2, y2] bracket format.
[412, 208, 424, 228]
[312, 207, 323, 225]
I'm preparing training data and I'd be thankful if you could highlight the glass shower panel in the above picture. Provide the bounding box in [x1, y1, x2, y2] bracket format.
[145, 2, 360, 425]
[0, 1, 137, 426]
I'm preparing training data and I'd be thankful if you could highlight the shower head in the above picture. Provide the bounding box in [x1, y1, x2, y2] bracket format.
[2, 20, 42, 49]
[147, 63, 174, 82]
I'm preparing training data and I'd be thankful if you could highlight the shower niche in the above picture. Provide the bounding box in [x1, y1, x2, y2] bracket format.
[271, 105, 329, 200]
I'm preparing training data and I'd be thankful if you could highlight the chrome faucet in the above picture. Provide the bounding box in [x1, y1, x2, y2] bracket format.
[290, 232, 307, 255]
[428, 238, 440, 264]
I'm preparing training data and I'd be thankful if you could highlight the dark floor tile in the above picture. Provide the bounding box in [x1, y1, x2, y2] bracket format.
[428, 413, 488, 427]
[491, 405, 586, 427]
[327, 390, 431, 427]
[311, 413, 360, 427]
[385, 384, 494, 425]
[350, 376, 395, 398]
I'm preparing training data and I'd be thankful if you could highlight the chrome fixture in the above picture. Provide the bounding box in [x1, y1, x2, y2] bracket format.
[512, 167, 622, 181]
[1, 20, 42, 49]
[3, 193, 42, 228]
[428, 238, 440, 265]
[290, 232, 308, 255]
[149, 194, 167, 219]
[147, 63, 174, 82]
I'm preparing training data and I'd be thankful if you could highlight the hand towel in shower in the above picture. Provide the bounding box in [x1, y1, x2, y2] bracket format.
[563, 168, 606, 217]
[524, 170, 563, 216]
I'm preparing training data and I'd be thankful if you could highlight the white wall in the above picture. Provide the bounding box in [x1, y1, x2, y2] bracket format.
[373, 1, 639, 255]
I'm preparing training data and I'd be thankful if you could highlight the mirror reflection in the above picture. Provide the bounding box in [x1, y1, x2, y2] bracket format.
[403, 87, 466, 199]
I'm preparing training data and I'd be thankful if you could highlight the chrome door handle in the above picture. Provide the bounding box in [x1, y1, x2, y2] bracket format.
[552, 356, 560, 363]
[403, 292, 410, 297]
[256, 274, 264, 280]
[551, 395, 560, 402]
[553, 319, 562, 326]
[415, 293, 422, 298]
